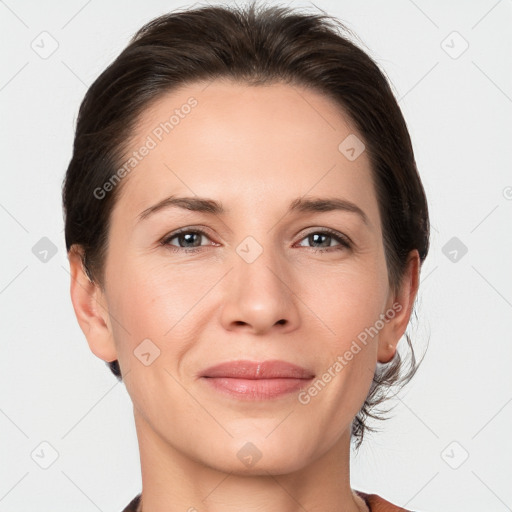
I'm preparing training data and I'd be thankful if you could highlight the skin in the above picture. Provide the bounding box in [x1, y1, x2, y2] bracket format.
[69, 80, 420, 512]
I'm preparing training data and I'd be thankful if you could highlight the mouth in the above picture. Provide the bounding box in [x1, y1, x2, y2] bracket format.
[199, 360, 315, 400]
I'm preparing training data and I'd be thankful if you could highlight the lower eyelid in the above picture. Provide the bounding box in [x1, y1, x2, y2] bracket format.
[163, 233, 211, 247]
[297, 231, 350, 248]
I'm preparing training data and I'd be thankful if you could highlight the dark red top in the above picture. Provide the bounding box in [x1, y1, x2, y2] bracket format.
[122, 491, 413, 511]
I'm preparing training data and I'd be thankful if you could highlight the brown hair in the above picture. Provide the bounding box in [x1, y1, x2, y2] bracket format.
[62, 1, 430, 448]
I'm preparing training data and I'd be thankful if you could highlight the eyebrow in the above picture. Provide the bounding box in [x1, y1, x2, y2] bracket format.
[137, 195, 369, 226]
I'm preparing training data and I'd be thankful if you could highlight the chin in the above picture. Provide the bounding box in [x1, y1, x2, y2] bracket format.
[195, 432, 317, 476]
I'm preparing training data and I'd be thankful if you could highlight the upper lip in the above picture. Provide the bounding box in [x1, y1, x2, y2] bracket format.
[200, 360, 315, 379]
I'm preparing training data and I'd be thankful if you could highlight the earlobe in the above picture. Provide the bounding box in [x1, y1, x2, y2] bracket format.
[377, 250, 420, 363]
[378, 342, 396, 364]
[68, 247, 118, 363]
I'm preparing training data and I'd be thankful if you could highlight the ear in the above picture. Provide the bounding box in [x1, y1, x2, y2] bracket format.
[68, 246, 118, 363]
[377, 250, 420, 363]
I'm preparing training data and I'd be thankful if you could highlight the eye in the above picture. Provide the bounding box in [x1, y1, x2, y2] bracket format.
[161, 228, 215, 252]
[160, 227, 351, 254]
[296, 229, 351, 253]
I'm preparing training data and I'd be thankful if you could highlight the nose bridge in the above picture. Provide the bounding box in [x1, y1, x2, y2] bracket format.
[235, 235, 285, 295]
[219, 234, 300, 333]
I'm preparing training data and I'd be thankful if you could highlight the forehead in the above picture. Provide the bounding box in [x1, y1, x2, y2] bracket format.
[113, 79, 379, 226]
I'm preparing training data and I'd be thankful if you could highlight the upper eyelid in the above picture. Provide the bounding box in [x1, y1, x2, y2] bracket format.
[162, 225, 216, 239]
[300, 226, 348, 238]
[161, 227, 217, 245]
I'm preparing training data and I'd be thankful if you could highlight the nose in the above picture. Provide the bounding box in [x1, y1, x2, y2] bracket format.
[219, 244, 301, 335]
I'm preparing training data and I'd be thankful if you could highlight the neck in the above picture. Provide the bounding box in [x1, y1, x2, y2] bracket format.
[132, 409, 368, 512]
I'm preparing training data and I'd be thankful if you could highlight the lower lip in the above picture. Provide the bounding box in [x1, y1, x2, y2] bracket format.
[202, 377, 313, 400]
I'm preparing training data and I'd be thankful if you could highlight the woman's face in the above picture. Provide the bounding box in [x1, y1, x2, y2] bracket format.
[86, 80, 414, 474]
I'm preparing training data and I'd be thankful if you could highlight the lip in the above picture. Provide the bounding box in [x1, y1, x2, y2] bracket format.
[200, 360, 315, 400]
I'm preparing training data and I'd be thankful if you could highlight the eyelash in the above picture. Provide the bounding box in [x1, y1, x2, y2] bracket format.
[160, 227, 352, 254]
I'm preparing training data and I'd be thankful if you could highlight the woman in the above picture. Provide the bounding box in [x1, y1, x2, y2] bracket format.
[62, 2, 429, 511]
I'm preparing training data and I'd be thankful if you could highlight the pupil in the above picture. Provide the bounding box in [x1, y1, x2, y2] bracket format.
[311, 233, 329, 247]
[181, 233, 199, 247]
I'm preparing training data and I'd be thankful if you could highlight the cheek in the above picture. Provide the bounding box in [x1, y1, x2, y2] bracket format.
[300, 259, 388, 345]
[295, 259, 387, 405]
[105, 256, 221, 365]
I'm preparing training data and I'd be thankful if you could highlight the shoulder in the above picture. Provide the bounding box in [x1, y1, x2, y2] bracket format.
[121, 494, 141, 512]
[355, 490, 413, 512]
[122, 491, 414, 512]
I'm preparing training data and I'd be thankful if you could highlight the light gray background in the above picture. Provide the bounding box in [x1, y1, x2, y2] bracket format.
[1, 0, 511, 511]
